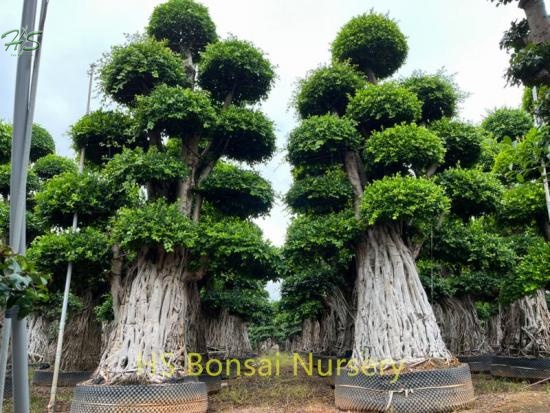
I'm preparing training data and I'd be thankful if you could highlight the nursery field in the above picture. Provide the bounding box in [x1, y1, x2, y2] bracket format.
[6, 363, 550, 413]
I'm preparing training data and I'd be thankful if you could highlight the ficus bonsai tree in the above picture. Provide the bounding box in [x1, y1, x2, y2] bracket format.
[286, 12, 461, 366]
[77, 0, 278, 384]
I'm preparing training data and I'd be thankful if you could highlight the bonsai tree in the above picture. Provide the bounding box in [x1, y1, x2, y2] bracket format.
[83, 0, 277, 384]
[287, 12, 468, 366]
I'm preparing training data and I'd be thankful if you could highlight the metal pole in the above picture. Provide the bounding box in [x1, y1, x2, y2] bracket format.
[47, 63, 93, 413]
[9, 0, 40, 411]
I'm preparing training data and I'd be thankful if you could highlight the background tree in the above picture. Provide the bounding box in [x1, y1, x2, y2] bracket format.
[80, 0, 278, 384]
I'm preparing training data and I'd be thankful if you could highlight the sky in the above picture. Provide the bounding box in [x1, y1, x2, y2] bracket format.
[0, 0, 527, 299]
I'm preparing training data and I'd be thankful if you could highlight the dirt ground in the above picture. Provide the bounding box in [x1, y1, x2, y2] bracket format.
[8, 371, 550, 412]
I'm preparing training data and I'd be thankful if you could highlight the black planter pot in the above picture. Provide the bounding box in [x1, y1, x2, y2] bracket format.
[335, 363, 475, 413]
[70, 381, 208, 413]
[490, 356, 550, 380]
[458, 354, 493, 374]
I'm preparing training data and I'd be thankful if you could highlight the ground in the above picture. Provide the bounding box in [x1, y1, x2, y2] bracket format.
[5, 362, 550, 412]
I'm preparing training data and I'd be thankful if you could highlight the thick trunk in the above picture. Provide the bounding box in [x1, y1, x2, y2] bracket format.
[290, 318, 323, 354]
[519, 0, 550, 43]
[27, 313, 52, 365]
[184, 282, 207, 356]
[59, 292, 102, 371]
[432, 296, 490, 356]
[499, 289, 550, 357]
[487, 311, 503, 352]
[353, 224, 451, 363]
[204, 309, 252, 357]
[94, 248, 191, 384]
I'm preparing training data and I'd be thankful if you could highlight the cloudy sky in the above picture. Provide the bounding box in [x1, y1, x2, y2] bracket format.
[1, 0, 526, 298]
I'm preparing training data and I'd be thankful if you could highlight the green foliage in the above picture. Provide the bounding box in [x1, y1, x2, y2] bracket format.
[501, 240, 550, 304]
[0, 164, 41, 198]
[197, 162, 274, 218]
[331, 12, 408, 80]
[0, 121, 11, 164]
[199, 38, 275, 104]
[500, 182, 546, 226]
[481, 107, 533, 142]
[28, 227, 110, 293]
[94, 294, 114, 322]
[287, 115, 362, 166]
[428, 118, 482, 168]
[506, 41, 550, 87]
[43, 291, 84, 321]
[147, 0, 217, 60]
[103, 147, 188, 188]
[70, 110, 138, 165]
[196, 218, 277, 280]
[477, 136, 502, 172]
[33, 154, 77, 181]
[437, 168, 503, 219]
[401, 72, 460, 123]
[417, 260, 456, 301]
[0, 244, 49, 318]
[360, 176, 450, 230]
[0, 122, 55, 164]
[283, 211, 358, 272]
[99, 37, 188, 105]
[285, 167, 353, 214]
[112, 199, 197, 253]
[0, 207, 45, 244]
[523, 85, 550, 122]
[346, 82, 421, 135]
[30, 124, 55, 162]
[213, 106, 276, 164]
[201, 277, 271, 323]
[135, 84, 215, 139]
[500, 19, 529, 53]
[294, 63, 366, 118]
[35, 171, 132, 227]
[364, 124, 445, 177]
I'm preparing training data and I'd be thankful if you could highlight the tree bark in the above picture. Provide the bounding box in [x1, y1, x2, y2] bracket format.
[204, 309, 253, 357]
[27, 313, 52, 365]
[432, 296, 490, 356]
[352, 224, 451, 363]
[59, 292, 102, 371]
[94, 248, 191, 384]
[499, 289, 550, 357]
[519, 0, 550, 43]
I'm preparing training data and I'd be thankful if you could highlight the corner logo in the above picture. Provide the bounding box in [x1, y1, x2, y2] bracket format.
[2, 28, 42, 56]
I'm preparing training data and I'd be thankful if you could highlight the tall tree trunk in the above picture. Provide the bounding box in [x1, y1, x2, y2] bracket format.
[353, 224, 451, 362]
[487, 311, 503, 352]
[290, 319, 323, 354]
[27, 313, 52, 365]
[184, 282, 207, 356]
[499, 289, 550, 357]
[432, 296, 490, 356]
[204, 309, 252, 357]
[519, 0, 550, 43]
[58, 292, 102, 371]
[94, 248, 190, 384]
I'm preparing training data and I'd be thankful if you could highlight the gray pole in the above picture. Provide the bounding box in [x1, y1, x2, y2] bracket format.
[532, 87, 550, 223]
[9, 0, 40, 411]
[47, 63, 93, 413]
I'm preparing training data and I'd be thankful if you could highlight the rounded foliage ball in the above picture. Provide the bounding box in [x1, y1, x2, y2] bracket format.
[71, 110, 137, 165]
[33, 154, 77, 181]
[294, 63, 366, 118]
[500, 182, 545, 225]
[364, 124, 445, 177]
[0, 164, 40, 198]
[135, 85, 216, 139]
[481, 107, 533, 142]
[437, 168, 503, 219]
[30, 124, 55, 162]
[213, 106, 276, 164]
[199, 38, 275, 104]
[99, 38, 189, 105]
[285, 167, 353, 214]
[428, 118, 482, 168]
[401, 73, 460, 123]
[197, 162, 274, 219]
[346, 82, 421, 134]
[148, 0, 217, 60]
[332, 13, 408, 80]
[361, 175, 450, 229]
[287, 115, 362, 166]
